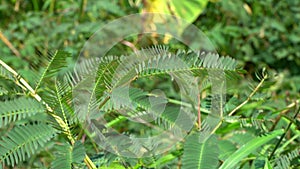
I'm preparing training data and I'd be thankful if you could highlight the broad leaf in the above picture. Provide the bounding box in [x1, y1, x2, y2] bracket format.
[143, 0, 208, 28]
[219, 130, 284, 169]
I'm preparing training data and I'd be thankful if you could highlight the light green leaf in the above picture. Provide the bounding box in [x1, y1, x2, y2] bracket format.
[149, 154, 176, 168]
[219, 130, 284, 169]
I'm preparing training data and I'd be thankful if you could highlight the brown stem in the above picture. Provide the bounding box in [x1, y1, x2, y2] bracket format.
[270, 100, 299, 131]
[0, 30, 21, 58]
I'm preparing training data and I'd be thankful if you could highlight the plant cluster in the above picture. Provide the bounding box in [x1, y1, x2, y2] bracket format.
[0, 0, 299, 168]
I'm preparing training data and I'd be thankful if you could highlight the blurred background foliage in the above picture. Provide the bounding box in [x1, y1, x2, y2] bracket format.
[0, 0, 299, 94]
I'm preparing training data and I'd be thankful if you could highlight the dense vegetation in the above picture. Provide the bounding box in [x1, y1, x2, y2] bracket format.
[0, 0, 299, 168]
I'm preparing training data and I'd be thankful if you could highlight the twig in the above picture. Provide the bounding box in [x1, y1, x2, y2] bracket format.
[210, 73, 267, 134]
[0, 58, 97, 169]
[80, 0, 88, 18]
[270, 100, 299, 131]
[121, 40, 138, 54]
[228, 75, 267, 116]
[0, 30, 21, 57]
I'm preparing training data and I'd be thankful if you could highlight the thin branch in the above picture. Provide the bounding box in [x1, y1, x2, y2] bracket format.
[121, 40, 138, 54]
[0, 58, 97, 169]
[270, 100, 299, 131]
[0, 30, 21, 58]
[228, 75, 267, 116]
[210, 73, 267, 134]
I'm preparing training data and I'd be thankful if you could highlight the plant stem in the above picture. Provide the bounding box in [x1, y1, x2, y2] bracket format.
[0, 58, 97, 169]
[268, 104, 300, 160]
[148, 93, 210, 114]
[49, 0, 55, 13]
[32, 0, 39, 11]
[106, 115, 127, 127]
[270, 100, 299, 131]
[0, 30, 21, 58]
[79, 0, 88, 19]
[197, 94, 201, 130]
[228, 75, 267, 116]
[210, 73, 267, 134]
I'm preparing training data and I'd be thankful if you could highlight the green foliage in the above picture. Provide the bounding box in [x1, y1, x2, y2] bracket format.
[35, 51, 71, 90]
[182, 133, 219, 169]
[0, 0, 299, 168]
[0, 123, 57, 166]
[274, 148, 300, 169]
[200, 0, 300, 75]
[51, 141, 86, 169]
[0, 97, 45, 127]
[0, 48, 299, 168]
[219, 130, 283, 169]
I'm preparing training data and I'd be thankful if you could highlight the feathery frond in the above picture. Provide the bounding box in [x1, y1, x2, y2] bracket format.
[0, 65, 15, 82]
[182, 133, 219, 169]
[35, 51, 71, 90]
[0, 123, 57, 166]
[0, 97, 45, 127]
[51, 141, 86, 169]
[274, 148, 300, 169]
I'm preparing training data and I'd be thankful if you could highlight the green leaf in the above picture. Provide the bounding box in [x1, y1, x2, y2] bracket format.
[0, 123, 57, 166]
[101, 162, 126, 169]
[169, 0, 208, 24]
[0, 97, 45, 127]
[148, 154, 176, 168]
[51, 144, 72, 169]
[218, 140, 237, 161]
[264, 158, 273, 169]
[219, 130, 284, 169]
[182, 133, 219, 169]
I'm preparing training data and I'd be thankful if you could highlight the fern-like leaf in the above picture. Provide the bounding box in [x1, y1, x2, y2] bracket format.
[0, 64, 15, 82]
[0, 123, 57, 166]
[35, 51, 71, 90]
[0, 97, 45, 127]
[51, 141, 85, 169]
[274, 148, 300, 169]
[182, 133, 219, 169]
